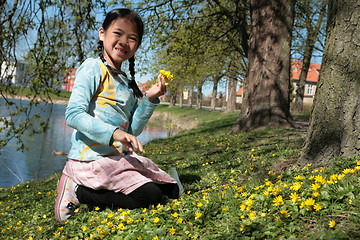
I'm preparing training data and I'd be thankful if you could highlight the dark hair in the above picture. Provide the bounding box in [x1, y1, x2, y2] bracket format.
[98, 8, 144, 98]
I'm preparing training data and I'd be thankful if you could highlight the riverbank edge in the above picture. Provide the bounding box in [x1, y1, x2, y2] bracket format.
[2, 95, 68, 105]
[2, 95, 199, 132]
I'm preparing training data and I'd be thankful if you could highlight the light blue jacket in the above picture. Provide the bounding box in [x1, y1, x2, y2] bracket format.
[66, 58, 158, 161]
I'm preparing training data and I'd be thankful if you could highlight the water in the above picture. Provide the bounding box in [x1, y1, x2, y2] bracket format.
[0, 99, 172, 188]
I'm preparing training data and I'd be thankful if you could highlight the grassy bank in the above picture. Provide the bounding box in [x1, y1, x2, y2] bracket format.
[2, 86, 71, 103]
[1, 106, 360, 239]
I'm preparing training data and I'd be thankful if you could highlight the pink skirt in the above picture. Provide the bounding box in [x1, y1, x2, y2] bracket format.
[63, 151, 176, 195]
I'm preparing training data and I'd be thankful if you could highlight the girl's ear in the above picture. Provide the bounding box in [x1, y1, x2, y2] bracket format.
[99, 27, 105, 41]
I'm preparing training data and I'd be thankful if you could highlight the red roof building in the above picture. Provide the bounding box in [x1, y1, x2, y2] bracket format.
[61, 68, 76, 92]
[236, 60, 321, 104]
[291, 61, 321, 104]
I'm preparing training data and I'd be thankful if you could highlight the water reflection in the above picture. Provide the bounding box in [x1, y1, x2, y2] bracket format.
[0, 99, 173, 188]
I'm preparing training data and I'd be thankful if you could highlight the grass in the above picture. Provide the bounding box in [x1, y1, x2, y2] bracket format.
[1, 106, 360, 239]
[2, 86, 71, 102]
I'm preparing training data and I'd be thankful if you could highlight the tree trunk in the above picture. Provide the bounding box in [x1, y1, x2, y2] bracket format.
[188, 86, 193, 107]
[210, 75, 221, 110]
[196, 83, 202, 109]
[169, 90, 176, 107]
[229, 0, 296, 133]
[300, 0, 360, 166]
[226, 57, 238, 113]
[292, 0, 327, 114]
[226, 78, 237, 113]
[179, 89, 183, 107]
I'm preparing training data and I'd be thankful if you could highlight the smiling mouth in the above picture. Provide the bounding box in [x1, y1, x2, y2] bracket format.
[115, 47, 127, 55]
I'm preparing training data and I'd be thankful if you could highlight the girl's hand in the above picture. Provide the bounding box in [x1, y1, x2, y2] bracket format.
[112, 129, 143, 153]
[146, 74, 166, 103]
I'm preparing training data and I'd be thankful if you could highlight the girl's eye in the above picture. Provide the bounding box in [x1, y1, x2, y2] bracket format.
[129, 37, 138, 42]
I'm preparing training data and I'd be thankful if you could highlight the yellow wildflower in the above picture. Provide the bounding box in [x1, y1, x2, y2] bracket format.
[315, 175, 326, 184]
[294, 175, 304, 180]
[245, 198, 253, 207]
[312, 183, 321, 191]
[248, 211, 256, 220]
[159, 70, 173, 85]
[117, 223, 126, 230]
[290, 192, 300, 204]
[304, 197, 315, 206]
[314, 204, 322, 211]
[273, 195, 284, 206]
[290, 182, 302, 191]
[169, 227, 176, 235]
[240, 204, 246, 211]
[329, 220, 336, 228]
[107, 221, 114, 228]
[82, 225, 87, 231]
[280, 209, 290, 218]
[195, 212, 202, 219]
[153, 217, 160, 223]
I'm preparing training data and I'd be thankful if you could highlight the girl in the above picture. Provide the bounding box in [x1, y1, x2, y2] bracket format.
[55, 8, 180, 222]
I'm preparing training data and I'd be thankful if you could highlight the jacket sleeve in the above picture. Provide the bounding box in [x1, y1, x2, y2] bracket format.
[65, 59, 117, 145]
[128, 94, 160, 136]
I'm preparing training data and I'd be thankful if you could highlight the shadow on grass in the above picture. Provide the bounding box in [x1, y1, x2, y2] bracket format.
[179, 173, 201, 185]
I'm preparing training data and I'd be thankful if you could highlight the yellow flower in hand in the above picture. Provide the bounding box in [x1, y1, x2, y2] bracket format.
[159, 70, 173, 85]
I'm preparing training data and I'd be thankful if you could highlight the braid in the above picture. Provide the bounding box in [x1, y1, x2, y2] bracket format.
[98, 40, 105, 63]
[129, 56, 136, 79]
[128, 56, 143, 98]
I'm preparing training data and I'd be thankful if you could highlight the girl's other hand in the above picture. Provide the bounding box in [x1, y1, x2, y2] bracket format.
[146, 74, 166, 103]
[112, 129, 143, 153]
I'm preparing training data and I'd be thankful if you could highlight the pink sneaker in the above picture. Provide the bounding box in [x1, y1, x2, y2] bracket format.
[55, 174, 80, 222]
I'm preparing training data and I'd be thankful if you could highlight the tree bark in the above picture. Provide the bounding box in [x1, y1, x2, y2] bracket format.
[169, 90, 176, 107]
[210, 75, 221, 110]
[188, 86, 193, 107]
[292, 0, 327, 114]
[226, 77, 237, 113]
[196, 82, 203, 109]
[226, 56, 238, 113]
[179, 89, 183, 107]
[229, 0, 296, 133]
[300, 0, 360, 166]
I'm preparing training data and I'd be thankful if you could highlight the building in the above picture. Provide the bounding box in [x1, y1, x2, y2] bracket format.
[291, 61, 320, 105]
[61, 68, 76, 92]
[1, 61, 27, 86]
[236, 60, 321, 104]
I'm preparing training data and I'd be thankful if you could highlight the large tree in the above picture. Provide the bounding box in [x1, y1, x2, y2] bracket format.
[300, 0, 360, 166]
[229, 0, 296, 133]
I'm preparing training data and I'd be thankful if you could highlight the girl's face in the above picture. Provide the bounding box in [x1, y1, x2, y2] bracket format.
[99, 18, 140, 70]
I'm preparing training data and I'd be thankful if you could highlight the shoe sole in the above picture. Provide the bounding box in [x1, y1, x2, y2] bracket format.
[55, 174, 68, 222]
